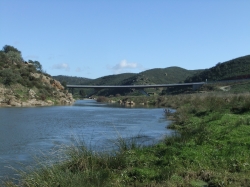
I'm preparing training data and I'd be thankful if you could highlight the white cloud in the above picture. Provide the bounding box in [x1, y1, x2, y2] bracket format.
[52, 63, 70, 71]
[111, 60, 143, 74]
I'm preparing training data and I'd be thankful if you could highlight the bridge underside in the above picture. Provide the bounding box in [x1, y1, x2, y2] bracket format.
[83, 88, 150, 98]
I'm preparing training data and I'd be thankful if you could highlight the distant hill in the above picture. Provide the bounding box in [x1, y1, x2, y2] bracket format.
[53, 75, 92, 85]
[54, 67, 202, 86]
[120, 67, 203, 85]
[185, 55, 250, 83]
[53, 73, 136, 87]
[87, 73, 136, 85]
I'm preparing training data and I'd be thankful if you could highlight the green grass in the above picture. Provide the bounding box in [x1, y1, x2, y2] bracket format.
[3, 93, 250, 186]
[229, 81, 250, 93]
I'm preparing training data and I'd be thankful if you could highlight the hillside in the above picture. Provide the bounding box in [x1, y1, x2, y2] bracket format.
[54, 67, 201, 86]
[88, 66, 202, 86]
[185, 55, 250, 82]
[0, 45, 74, 106]
[120, 67, 203, 85]
[53, 73, 135, 86]
[87, 73, 136, 85]
[53, 75, 92, 85]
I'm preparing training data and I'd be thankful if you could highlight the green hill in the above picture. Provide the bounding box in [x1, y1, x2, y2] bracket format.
[87, 73, 136, 85]
[120, 67, 203, 86]
[185, 55, 250, 82]
[55, 67, 202, 86]
[53, 75, 92, 85]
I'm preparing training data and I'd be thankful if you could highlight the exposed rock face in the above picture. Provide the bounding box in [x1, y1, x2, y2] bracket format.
[30, 73, 64, 90]
[28, 89, 36, 98]
[0, 73, 75, 107]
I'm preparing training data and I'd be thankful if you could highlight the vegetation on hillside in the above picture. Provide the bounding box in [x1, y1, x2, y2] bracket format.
[0, 45, 72, 105]
[0, 45, 45, 86]
[185, 55, 250, 82]
[3, 93, 250, 186]
[52, 75, 92, 85]
[55, 67, 201, 86]
[133, 67, 202, 85]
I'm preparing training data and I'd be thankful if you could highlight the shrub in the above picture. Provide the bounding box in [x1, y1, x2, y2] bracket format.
[0, 69, 21, 85]
[5, 51, 23, 64]
[19, 67, 30, 77]
[96, 96, 108, 102]
[40, 94, 46, 101]
[32, 79, 43, 89]
[27, 64, 36, 73]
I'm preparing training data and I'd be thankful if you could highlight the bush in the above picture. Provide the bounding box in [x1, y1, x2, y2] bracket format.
[0, 69, 21, 85]
[0, 61, 4, 68]
[19, 67, 30, 77]
[27, 64, 36, 73]
[96, 96, 108, 102]
[32, 79, 43, 89]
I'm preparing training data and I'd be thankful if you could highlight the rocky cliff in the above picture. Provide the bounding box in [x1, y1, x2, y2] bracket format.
[0, 73, 74, 107]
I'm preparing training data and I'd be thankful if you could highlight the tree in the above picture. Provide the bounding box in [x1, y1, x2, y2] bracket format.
[0, 51, 7, 65]
[28, 60, 43, 72]
[6, 51, 23, 64]
[2, 45, 21, 54]
[0, 69, 21, 85]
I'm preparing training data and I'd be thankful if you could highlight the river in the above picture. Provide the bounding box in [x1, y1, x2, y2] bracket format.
[0, 99, 173, 179]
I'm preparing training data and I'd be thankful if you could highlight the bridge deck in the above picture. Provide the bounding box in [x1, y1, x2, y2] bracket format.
[66, 82, 205, 89]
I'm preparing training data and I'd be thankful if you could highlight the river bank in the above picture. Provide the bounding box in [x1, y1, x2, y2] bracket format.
[3, 93, 250, 186]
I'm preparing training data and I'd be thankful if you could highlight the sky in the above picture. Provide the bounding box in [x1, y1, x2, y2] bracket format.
[0, 0, 250, 79]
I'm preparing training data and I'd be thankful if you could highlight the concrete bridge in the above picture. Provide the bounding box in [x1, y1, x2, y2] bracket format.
[67, 82, 205, 97]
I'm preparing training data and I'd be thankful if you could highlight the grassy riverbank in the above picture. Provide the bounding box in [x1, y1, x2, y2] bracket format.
[3, 93, 250, 186]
